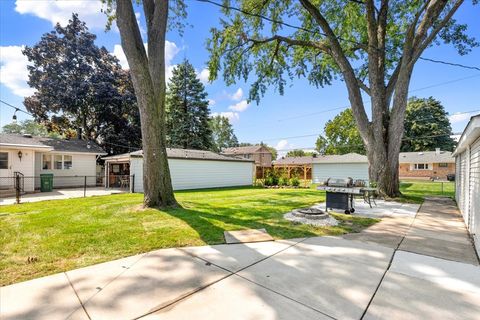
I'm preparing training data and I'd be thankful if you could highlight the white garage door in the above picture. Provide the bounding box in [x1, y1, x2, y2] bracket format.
[130, 158, 254, 192]
[469, 137, 480, 236]
[312, 163, 369, 184]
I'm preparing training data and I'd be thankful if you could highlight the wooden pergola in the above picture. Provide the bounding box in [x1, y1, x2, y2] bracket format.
[272, 156, 314, 187]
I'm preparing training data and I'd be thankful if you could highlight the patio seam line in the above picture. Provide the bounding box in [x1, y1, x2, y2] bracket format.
[359, 200, 422, 320]
[135, 239, 315, 319]
[64, 272, 92, 320]
[394, 248, 479, 266]
[234, 273, 337, 320]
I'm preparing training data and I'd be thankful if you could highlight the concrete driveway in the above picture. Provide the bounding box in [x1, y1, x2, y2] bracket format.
[1, 198, 479, 319]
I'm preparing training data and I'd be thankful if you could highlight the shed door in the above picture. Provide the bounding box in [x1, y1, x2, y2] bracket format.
[469, 137, 480, 235]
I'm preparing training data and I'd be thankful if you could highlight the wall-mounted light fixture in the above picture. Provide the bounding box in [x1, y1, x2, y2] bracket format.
[17, 150, 23, 161]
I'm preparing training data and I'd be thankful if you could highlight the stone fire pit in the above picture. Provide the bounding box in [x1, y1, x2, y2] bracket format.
[284, 205, 338, 226]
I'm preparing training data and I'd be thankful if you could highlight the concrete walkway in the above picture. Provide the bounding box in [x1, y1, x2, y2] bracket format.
[1, 198, 479, 319]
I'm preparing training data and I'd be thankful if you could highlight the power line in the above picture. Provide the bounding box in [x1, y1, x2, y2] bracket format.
[419, 57, 480, 72]
[0, 99, 32, 116]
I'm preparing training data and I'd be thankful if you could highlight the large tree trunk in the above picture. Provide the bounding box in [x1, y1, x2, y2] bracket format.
[116, 0, 177, 208]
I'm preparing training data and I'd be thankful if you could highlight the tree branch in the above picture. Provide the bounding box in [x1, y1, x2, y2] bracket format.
[247, 35, 330, 52]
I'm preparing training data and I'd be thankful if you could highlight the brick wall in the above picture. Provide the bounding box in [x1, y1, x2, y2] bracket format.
[399, 162, 455, 179]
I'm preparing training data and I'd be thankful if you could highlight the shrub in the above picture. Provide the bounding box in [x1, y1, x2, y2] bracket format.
[264, 169, 279, 186]
[278, 176, 289, 186]
[289, 176, 300, 187]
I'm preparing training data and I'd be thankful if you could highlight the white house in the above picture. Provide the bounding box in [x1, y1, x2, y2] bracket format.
[102, 148, 255, 192]
[312, 153, 369, 183]
[0, 133, 106, 192]
[453, 114, 480, 255]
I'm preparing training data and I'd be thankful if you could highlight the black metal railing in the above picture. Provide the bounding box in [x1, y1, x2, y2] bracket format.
[0, 174, 135, 204]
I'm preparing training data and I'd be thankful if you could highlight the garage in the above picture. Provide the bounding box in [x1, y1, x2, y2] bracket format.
[103, 148, 254, 192]
[453, 114, 480, 255]
[312, 153, 369, 183]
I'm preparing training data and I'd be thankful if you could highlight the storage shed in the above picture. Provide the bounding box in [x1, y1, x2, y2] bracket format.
[312, 153, 369, 183]
[453, 114, 480, 255]
[102, 148, 255, 192]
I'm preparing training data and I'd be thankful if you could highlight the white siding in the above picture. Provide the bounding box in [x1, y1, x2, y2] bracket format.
[0, 148, 36, 191]
[34, 152, 98, 189]
[130, 157, 254, 192]
[469, 137, 480, 241]
[312, 163, 369, 183]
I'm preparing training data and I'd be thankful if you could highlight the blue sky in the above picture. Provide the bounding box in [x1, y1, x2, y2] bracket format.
[1, 0, 479, 156]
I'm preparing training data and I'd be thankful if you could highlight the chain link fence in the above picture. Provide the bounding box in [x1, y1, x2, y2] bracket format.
[0, 174, 135, 204]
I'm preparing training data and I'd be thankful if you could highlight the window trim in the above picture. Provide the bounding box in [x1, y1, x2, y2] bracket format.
[438, 163, 449, 168]
[41, 154, 73, 170]
[413, 163, 430, 170]
[0, 152, 8, 170]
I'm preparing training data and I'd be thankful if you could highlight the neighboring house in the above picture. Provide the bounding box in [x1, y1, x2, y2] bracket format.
[0, 133, 106, 192]
[102, 148, 255, 192]
[399, 148, 455, 180]
[312, 153, 369, 183]
[453, 114, 480, 255]
[222, 145, 273, 167]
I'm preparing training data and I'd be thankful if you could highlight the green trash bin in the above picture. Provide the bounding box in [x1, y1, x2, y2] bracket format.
[40, 174, 54, 192]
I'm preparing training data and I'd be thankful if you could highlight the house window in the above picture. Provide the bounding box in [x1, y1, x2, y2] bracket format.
[0, 152, 8, 169]
[414, 163, 429, 170]
[42, 154, 73, 170]
[438, 163, 448, 168]
[54, 155, 63, 169]
[64, 155, 72, 169]
[42, 154, 52, 170]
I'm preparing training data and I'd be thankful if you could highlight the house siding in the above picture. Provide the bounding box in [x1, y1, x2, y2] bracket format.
[34, 152, 98, 189]
[312, 163, 369, 184]
[399, 162, 455, 179]
[0, 147, 36, 191]
[130, 157, 254, 192]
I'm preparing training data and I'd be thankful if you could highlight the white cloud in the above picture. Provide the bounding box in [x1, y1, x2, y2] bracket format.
[230, 88, 243, 101]
[228, 100, 249, 112]
[197, 68, 210, 84]
[212, 111, 240, 122]
[449, 112, 474, 124]
[112, 41, 180, 81]
[276, 139, 290, 150]
[15, 0, 112, 31]
[208, 99, 216, 106]
[0, 45, 35, 97]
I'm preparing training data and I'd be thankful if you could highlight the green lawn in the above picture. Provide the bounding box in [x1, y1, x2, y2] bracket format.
[0, 187, 377, 285]
[399, 180, 455, 203]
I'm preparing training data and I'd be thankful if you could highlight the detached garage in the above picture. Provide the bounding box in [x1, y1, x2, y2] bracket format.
[312, 153, 369, 184]
[103, 148, 254, 192]
[453, 114, 480, 255]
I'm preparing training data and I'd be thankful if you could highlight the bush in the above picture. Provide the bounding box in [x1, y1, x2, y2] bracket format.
[264, 169, 279, 186]
[278, 176, 289, 186]
[289, 176, 300, 187]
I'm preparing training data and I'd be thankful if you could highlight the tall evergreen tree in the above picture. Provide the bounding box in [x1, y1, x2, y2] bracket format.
[166, 60, 213, 150]
[209, 115, 238, 152]
[401, 97, 456, 152]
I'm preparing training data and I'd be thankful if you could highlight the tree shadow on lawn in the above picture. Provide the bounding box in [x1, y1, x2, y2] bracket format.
[164, 199, 375, 246]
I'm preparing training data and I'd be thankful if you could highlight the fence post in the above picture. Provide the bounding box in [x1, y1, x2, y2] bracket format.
[131, 174, 135, 193]
[84, 176, 87, 197]
[15, 174, 21, 204]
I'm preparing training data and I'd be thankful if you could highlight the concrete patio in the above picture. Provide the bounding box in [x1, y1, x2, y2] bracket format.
[1, 198, 479, 319]
[0, 187, 125, 206]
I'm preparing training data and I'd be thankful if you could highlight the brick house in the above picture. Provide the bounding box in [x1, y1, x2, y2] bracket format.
[222, 145, 273, 167]
[399, 148, 455, 180]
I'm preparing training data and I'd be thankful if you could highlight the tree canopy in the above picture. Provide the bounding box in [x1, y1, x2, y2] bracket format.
[1, 120, 63, 139]
[166, 60, 213, 150]
[401, 97, 456, 152]
[207, 0, 476, 196]
[23, 13, 141, 154]
[285, 149, 317, 157]
[315, 108, 366, 155]
[209, 115, 239, 152]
